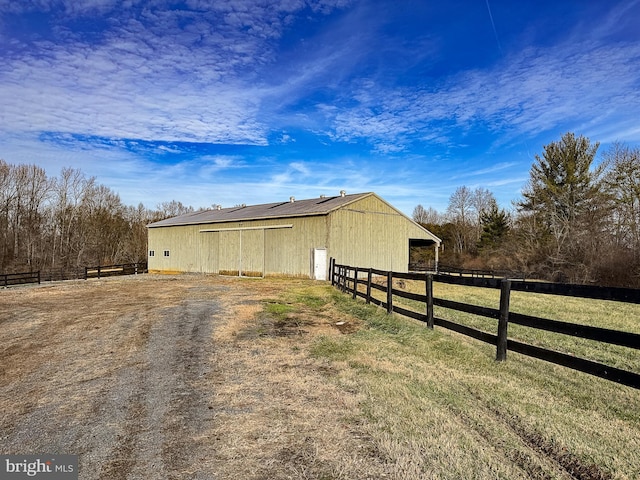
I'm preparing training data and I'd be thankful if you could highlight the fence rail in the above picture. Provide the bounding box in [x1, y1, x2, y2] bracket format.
[2, 263, 148, 287]
[41, 267, 87, 282]
[330, 259, 640, 390]
[410, 262, 527, 280]
[84, 263, 148, 279]
[1, 271, 40, 287]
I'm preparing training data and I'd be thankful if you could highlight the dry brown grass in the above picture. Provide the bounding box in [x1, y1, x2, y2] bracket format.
[204, 277, 388, 479]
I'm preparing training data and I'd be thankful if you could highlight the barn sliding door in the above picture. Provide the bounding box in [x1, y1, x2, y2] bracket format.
[240, 229, 264, 277]
[218, 230, 241, 276]
[199, 224, 293, 277]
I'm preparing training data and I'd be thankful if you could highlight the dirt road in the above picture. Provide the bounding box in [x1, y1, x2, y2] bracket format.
[0, 275, 386, 479]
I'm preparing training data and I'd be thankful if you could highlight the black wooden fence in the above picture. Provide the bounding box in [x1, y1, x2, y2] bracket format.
[409, 262, 527, 280]
[84, 263, 148, 279]
[330, 259, 640, 390]
[41, 267, 87, 282]
[1, 271, 40, 287]
[2, 263, 148, 287]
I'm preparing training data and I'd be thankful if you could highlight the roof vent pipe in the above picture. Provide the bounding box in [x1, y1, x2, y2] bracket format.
[319, 194, 326, 198]
[216, 205, 221, 210]
[340, 190, 346, 197]
[290, 196, 295, 203]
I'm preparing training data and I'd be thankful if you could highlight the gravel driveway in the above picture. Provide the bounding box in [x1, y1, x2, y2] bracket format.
[1, 277, 226, 479]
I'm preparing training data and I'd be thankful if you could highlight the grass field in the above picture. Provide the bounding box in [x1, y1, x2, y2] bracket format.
[289, 280, 640, 479]
[361, 276, 640, 373]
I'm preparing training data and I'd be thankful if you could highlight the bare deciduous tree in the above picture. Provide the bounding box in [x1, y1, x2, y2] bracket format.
[412, 204, 441, 225]
[446, 186, 475, 253]
[603, 143, 640, 253]
[0, 161, 200, 274]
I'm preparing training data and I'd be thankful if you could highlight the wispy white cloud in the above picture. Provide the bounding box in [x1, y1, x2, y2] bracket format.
[325, 37, 640, 152]
[0, 0, 353, 146]
[456, 162, 519, 178]
[298, 1, 640, 154]
[0, 39, 268, 143]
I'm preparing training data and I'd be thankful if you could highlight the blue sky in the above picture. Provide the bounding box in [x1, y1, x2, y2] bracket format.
[1, 0, 639, 215]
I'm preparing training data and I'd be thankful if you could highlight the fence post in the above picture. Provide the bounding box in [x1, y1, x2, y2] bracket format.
[366, 268, 372, 304]
[386, 270, 393, 314]
[84, 267, 88, 280]
[344, 266, 349, 293]
[496, 279, 511, 361]
[97, 265, 101, 279]
[353, 267, 358, 299]
[343, 266, 347, 292]
[329, 257, 335, 285]
[426, 273, 434, 329]
[37, 271, 41, 285]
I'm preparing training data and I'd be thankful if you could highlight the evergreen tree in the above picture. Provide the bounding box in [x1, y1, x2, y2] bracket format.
[518, 132, 608, 282]
[478, 200, 509, 250]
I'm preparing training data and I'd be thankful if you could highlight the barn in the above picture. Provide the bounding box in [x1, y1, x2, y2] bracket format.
[147, 191, 441, 279]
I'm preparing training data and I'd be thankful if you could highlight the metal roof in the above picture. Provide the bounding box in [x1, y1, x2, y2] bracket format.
[148, 192, 375, 228]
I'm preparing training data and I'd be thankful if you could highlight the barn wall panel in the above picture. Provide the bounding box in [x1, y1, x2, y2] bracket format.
[149, 216, 327, 277]
[327, 196, 433, 273]
[264, 217, 327, 276]
[148, 225, 201, 273]
[198, 231, 218, 273]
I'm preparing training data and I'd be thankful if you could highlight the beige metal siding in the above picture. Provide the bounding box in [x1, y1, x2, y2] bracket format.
[327, 195, 434, 272]
[149, 216, 327, 277]
[148, 224, 201, 273]
[218, 230, 240, 275]
[147, 193, 437, 276]
[198, 230, 219, 273]
[262, 216, 328, 276]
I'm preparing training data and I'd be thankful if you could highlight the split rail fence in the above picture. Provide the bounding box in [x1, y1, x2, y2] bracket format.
[330, 259, 640, 390]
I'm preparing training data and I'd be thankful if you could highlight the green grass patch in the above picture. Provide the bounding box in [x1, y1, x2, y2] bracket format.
[264, 302, 295, 318]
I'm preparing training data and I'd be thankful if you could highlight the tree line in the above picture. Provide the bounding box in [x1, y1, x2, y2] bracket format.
[413, 133, 640, 288]
[4, 132, 639, 287]
[0, 160, 197, 274]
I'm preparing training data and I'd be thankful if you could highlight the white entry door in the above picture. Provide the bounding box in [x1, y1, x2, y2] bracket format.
[313, 248, 327, 280]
